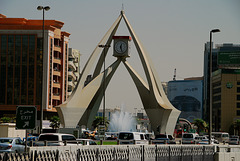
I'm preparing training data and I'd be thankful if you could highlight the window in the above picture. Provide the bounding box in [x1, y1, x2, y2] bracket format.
[213, 95, 221, 102]
[238, 95, 240, 101]
[237, 103, 240, 108]
[38, 135, 58, 141]
[237, 82, 240, 85]
[62, 135, 76, 141]
[237, 110, 240, 116]
[237, 87, 240, 93]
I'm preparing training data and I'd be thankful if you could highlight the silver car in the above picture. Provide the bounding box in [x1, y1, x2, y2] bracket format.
[0, 137, 25, 153]
[229, 138, 239, 145]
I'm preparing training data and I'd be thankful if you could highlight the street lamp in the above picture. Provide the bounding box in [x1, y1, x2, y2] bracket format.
[209, 28, 220, 144]
[98, 44, 110, 134]
[37, 6, 50, 134]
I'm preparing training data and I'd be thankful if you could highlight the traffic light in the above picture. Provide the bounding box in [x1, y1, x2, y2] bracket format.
[183, 124, 188, 132]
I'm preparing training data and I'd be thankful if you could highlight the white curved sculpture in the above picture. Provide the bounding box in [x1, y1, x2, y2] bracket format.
[55, 10, 180, 135]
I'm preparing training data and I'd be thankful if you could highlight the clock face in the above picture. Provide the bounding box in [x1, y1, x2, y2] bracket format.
[114, 41, 127, 54]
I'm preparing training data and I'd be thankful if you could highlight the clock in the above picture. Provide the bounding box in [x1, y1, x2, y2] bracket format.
[114, 41, 127, 54]
[112, 36, 131, 57]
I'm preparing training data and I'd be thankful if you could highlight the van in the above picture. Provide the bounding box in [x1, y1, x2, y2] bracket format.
[37, 133, 81, 146]
[182, 133, 199, 144]
[212, 132, 229, 143]
[118, 132, 148, 144]
[154, 134, 176, 144]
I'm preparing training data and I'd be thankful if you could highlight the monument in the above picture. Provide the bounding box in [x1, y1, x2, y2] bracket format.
[55, 10, 180, 135]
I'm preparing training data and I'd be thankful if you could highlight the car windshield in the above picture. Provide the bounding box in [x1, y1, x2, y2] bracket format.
[0, 139, 13, 143]
[183, 134, 193, 138]
[230, 138, 238, 141]
[62, 135, 76, 141]
[119, 133, 133, 140]
[222, 134, 229, 137]
[38, 135, 58, 141]
[155, 134, 167, 138]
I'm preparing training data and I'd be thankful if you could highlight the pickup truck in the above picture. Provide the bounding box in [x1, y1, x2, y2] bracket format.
[35, 133, 81, 146]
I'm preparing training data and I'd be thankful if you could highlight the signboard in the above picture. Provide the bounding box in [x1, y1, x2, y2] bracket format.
[218, 52, 240, 67]
[16, 106, 37, 130]
[98, 125, 105, 139]
[167, 80, 203, 122]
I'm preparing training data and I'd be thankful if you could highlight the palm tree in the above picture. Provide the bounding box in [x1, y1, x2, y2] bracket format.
[193, 118, 207, 134]
[49, 116, 60, 130]
[92, 116, 109, 130]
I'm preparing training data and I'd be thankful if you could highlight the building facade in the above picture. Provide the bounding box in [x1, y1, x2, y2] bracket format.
[203, 43, 240, 132]
[203, 43, 240, 122]
[0, 14, 70, 121]
[212, 69, 240, 132]
[167, 79, 203, 122]
[68, 48, 80, 97]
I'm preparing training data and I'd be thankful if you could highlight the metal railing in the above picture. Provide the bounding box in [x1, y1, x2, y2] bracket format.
[0, 144, 215, 161]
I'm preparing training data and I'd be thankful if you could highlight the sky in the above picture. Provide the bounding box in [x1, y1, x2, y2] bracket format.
[1, 0, 240, 113]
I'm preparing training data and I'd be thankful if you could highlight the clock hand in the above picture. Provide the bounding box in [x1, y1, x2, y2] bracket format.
[120, 44, 123, 52]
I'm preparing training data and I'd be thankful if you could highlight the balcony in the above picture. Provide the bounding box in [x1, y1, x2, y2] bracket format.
[53, 57, 61, 65]
[54, 46, 61, 52]
[68, 81, 75, 88]
[68, 61, 77, 71]
[53, 70, 61, 77]
[68, 71, 77, 81]
[53, 82, 61, 88]
[67, 91, 72, 97]
[52, 93, 60, 100]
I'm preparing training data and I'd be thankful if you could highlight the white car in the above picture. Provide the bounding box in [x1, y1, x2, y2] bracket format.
[182, 133, 199, 144]
[36, 133, 81, 146]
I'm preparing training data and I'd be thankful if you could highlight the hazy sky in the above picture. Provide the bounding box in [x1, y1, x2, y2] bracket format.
[1, 0, 240, 112]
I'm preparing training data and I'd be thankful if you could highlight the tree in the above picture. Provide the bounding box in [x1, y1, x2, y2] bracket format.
[49, 116, 60, 130]
[0, 117, 11, 123]
[92, 116, 109, 130]
[193, 118, 207, 134]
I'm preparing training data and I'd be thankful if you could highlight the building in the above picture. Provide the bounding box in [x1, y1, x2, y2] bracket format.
[203, 43, 240, 132]
[203, 43, 240, 122]
[68, 48, 81, 97]
[212, 69, 240, 132]
[161, 82, 168, 95]
[0, 14, 70, 125]
[167, 79, 203, 122]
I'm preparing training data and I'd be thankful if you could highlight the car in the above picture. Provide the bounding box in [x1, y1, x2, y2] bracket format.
[230, 135, 239, 139]
[182, 133, 199, 144]
[76, 139, 97, 145]
[118, 132, 148, 144]
[212, 132, 229, 143]
[0, 137, 25, 153]
[36, 133, 81, 146]
[205, 135, 219, 144]
[195, 136, 209, 144]
[229, 138, 239, 145]
[154, 134, 176, 144]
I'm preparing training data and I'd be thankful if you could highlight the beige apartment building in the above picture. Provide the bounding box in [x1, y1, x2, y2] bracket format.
[212, 69, 240, 132]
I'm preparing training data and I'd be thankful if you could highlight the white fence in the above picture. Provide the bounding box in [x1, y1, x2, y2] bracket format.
[215, 145, 240, 161]
[0, 145, 215, 161]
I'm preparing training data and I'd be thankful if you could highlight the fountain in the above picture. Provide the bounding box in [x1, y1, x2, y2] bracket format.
[108, 105, 137, 132]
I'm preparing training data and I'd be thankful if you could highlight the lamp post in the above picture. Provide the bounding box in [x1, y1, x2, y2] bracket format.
[209, 29, 220, 144]
[37, 6, 50, 134]
[98, 44, 110, 135]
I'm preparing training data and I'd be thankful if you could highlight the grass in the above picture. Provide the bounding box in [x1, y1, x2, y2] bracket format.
[96, 141, 118, 145]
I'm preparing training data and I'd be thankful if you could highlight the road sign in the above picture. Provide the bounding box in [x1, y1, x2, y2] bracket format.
[16, 106, 37, 130]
